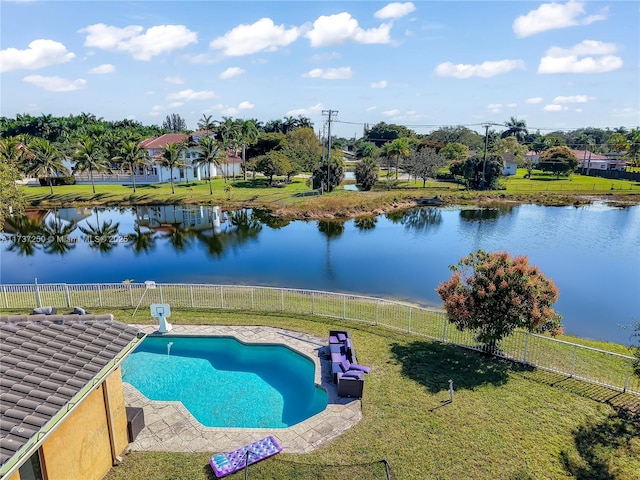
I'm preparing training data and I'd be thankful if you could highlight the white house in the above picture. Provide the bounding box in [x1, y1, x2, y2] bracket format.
[139, 133, 219, 183]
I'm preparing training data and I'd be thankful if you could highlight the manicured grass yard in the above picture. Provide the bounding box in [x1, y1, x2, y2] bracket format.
[101, 308, 640, 480]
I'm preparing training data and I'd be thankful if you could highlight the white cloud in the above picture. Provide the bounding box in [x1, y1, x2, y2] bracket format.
[79, 23, 197, 60]
[526, 97, 544, 104]
[374, 2, 416, 20]
[1, 39, 75, 73]
[167, 89, 216, 101]
[538, 54, 622, 74]
[238, 101, 254, 109]
[210, 18, 300, 56]
[305, 12, 391, 47]
[543, 104, 567, 112]
[546, 40, 618, 57]
[286, 103, 324, 116]
[149, 105, 165, 116]
[164, 76, 184, 85]
[513, 1, 608, 38]
[308, 52, 341, 62]
[486, 104, 503, 113]
[221, 107, 239, 116]
[168, 101, 184, 108]
[383, 109, 401, 116]
[366, 106, 377, 112]
[23, 75, 86, 92]
[371, 80, 387, 89]
[219, 67, 245, 79]
[88, 64, 115, 74]
[435, 59, 525, 78]
[303, 67, 352, 80]
[552, 95, 592, 104]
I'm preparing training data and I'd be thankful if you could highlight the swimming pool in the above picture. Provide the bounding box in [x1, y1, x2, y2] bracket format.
[121, 335, 328, 428]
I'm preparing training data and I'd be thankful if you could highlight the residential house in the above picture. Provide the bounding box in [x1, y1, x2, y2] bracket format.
[0, 314, 144, 480]
[573, 149, 629, 172]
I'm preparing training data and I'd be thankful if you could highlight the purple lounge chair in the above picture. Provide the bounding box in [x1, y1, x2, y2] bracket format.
[209, 436, 282, 478]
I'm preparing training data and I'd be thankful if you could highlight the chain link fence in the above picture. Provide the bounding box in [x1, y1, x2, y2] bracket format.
[1, 282, 637, 395]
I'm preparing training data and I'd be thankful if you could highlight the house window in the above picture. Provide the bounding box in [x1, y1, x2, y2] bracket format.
[18, 451, 44, 480]
[179, 169, 185, 179]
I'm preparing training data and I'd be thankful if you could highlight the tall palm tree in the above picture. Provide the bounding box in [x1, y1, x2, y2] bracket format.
[386, 138, 410, 179]
[195, 137, 223, 194]
[72, 136, 110, 194]
[197, 114, 216, 131]
[238, 119, 259, 181]
[159, 142, 186, 194]
[502, 117, 528, 142]
[26, 138, 68, 194]
[113, 140, 150, 193]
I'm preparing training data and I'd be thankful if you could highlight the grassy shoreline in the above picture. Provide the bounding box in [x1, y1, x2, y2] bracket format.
[19, 174, 640, 220]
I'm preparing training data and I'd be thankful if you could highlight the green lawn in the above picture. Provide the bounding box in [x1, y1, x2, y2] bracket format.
[100, 308, 640, 480]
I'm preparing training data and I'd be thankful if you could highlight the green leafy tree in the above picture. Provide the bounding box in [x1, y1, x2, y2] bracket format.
[427, 126, 484, 150]
[538, 146, 578, 178]
[437, 250, 563, 353]
[195, 137, 223, 194]
[113, 140, 150, 193]
[26, 138, 69, 194]
[285, 127, 322, 173]
[255, 151, 292, 184]
[606, 132, 630, 153]
[624, 129, 640, 166]
[355, 156, 379, 190]
[72, 136, 110, 194]
[356, 141, 378, 159]
[440, 142, 469, 162]
[159, 142, 186, 194]
[365, 122, 415, 147]
[312, 152, 344, 192]
[0, 154, 27, 230]
[407, 147, 446, 187]
[458, 153, 503, 189]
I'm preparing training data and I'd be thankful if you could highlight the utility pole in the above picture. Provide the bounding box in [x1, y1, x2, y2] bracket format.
[322, 109, 338, 193]
[482, 122, 490, 189]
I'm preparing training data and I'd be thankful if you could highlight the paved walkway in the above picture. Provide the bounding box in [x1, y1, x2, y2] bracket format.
[124, 325, 362, 454]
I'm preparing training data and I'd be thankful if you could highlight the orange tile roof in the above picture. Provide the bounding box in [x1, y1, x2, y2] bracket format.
[139, 134, 189, 150]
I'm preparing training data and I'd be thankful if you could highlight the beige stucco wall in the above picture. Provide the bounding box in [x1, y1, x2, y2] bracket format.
[105, 367, 129, 456]
[39, 369, 129, 480]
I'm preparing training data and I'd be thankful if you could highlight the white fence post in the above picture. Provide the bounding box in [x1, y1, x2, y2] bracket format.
[220, 286, 224, 308]
[2, 286, 7, 309]
[571, 345, 578, 377]
[281, 289, 284, 311]
[190, 285, 194, 307]
[375, 300, 379, 325]
[251, 288, 254, 310]
[128, 284, 133, 306]
[311, 291, 315, 315]
[342, 296, 346, 319]
[160, 284, 164, 303]
[64, 284, 71, 308]
[623, 359, 632, 393]
[407, 307, 412, 333]
[35, 279, 41, 308]
[523, 332, 530, 364]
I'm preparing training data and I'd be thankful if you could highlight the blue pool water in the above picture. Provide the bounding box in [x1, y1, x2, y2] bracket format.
[121, 336, 328, 428]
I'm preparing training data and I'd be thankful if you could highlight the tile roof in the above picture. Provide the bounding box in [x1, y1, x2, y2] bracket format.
[0, 314, 142, 469]
[138, 134, 189, 150]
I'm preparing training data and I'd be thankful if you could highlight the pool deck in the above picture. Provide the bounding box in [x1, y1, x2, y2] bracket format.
[124, 325, 362, 454]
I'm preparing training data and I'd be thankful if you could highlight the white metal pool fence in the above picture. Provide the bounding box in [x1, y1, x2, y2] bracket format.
[2, 282, 638, 395]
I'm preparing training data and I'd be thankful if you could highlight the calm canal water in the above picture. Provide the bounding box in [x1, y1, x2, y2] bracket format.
[1, 204, 639, 345]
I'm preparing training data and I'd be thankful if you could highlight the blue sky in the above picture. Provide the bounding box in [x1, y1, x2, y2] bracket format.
[1, 0, 638, 138]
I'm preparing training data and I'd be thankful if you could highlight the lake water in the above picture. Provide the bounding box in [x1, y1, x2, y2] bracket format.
[1, 203, 639, 345]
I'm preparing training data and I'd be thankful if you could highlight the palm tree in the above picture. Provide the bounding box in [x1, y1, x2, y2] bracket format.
[26, 138, 68, 194]
[386, 138, 410, 179]
[72, 136, 110, 194]
[355, 156, 379, 190]
[238, 119, 260, 181]
[113, 140, 150, 193]
[196, 137, 223, 194]
[502, 117, 528, 142]
[576, 134, 595, 173]
[197, 114, 216, 131]
[159, 142, 186, 194]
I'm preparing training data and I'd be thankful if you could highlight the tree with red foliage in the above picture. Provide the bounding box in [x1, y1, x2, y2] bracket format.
[436, 250, 563, 353]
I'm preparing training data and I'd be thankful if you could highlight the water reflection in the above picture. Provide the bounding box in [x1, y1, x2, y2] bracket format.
[401, 208, 442, 233]
[459, 205, 514, 222]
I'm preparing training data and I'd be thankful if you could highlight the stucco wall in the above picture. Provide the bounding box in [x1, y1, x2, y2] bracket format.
[105, 368, 129, 456]
[40, 384, 112, 480]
